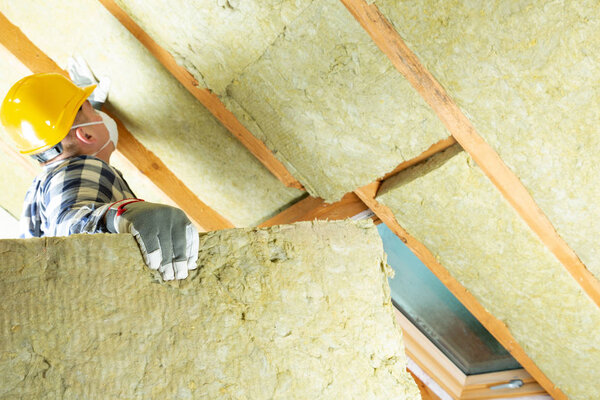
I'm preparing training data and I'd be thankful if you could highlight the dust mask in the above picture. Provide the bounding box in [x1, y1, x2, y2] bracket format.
[71, 110, 119, 157]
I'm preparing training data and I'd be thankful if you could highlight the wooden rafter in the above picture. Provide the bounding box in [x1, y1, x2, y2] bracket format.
[259, 135, 456, 227]
[340, 0, 600, 307]
[0, 11, 233, 231]
[98, 0, 304, 191]
[354, 182, 567, 400]
[380, 137, 455, 182]
[259, 192, 368, 227]
[0, 137, 38, 177]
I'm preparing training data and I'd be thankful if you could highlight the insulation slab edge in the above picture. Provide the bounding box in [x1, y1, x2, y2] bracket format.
[378, 146, 600, 400]
[375, 0, 600, 279]
[0, 220, 420, 399]
[0, 0, 304, 227]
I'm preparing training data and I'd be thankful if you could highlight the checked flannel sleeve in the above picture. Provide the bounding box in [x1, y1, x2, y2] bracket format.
[19, 155, 136, 238]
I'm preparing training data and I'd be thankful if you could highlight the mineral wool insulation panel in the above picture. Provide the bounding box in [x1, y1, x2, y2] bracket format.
[114, 0, 317, 96]
[0, 221, 420, 399]
[115, 0, 448, 202]
[378, 146, 600, 400]
[376, 0, 600, 279]
[0, 0, 303, 227]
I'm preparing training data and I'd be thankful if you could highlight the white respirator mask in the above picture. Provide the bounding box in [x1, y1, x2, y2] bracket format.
[71, 110, 119, 157]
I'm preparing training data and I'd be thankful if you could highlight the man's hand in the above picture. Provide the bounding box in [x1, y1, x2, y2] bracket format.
[67, 55, 111, 109]
[105, 199, 199, 281]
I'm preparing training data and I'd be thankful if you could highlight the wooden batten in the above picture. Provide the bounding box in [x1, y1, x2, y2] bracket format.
[98, 0, 303, 191]
[354, 181, 566, 400]
[0, 137, 38, 177]
[340, 0, 600, 308]
[260, 135, 456, 228]
[380, 137, 456, 182]
[0, 11, 233, 231]
[259, 192, 368, 227]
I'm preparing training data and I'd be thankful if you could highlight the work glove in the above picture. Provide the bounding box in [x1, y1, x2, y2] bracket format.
[105, 199, 199, 281]
[67, 55, 111, 110]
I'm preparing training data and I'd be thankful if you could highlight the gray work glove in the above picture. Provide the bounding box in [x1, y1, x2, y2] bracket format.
[67, 55, 111, 109]
[105, 199, 199, 281]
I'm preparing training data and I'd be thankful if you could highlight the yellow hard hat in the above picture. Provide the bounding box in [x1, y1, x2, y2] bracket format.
[0, 73, 96, 155]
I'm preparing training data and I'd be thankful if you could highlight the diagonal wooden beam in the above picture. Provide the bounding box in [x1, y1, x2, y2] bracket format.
[380, 137, 456, 182]
[0, 136, 38, 177]
[0, 11, 233, 231]
[354, 182, 567, 400]
[341, 0, 600, 309]
[260, 136, 454, 227]
[97, 0, 304, 191]
[259, 192, 368, 227]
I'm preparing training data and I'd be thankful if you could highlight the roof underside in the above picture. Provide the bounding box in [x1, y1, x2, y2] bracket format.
[1, 0, 599, 398]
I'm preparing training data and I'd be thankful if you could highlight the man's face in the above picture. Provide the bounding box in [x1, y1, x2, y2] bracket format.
[73, 101, 114, 156]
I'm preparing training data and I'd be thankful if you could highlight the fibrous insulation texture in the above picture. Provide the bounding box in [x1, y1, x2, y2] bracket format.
[115, 0, 449, 202]
[113, 0, 316, 96]
[0, 221, 420, 399]
[0, 0, 303, 227]
[378, 146, 600, 400]
[375, 0, 600, 279]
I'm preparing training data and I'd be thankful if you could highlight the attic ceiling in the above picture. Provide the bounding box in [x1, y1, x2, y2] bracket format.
[1, 0, 599, 399]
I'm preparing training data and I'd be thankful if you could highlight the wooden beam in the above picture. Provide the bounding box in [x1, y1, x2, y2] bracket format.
[0, 137, 38, 177]
[0, 11, 233, 231]
[354, 182, 567, 400]
[341, 0, 600, 308]
[260, 137, 455, 227]
[380, 137, 455, 182]
[97, 0, 303, 191]
[259, 192, 368, 227]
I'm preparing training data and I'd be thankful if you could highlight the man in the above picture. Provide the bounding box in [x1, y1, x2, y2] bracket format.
[0, 70, 198, 281]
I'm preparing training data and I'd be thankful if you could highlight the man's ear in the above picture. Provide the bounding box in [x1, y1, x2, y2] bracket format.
[74, 127, 95, 144]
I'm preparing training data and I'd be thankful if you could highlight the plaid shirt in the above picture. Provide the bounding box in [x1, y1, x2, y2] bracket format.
[20, 155, 136, 238]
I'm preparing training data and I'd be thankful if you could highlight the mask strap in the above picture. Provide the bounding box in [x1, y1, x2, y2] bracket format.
[91, 137, 111, 157]
[71, 120, 103, 130]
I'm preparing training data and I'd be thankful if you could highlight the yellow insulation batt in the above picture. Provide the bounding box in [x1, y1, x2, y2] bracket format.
[378, 146, 600, 400]
[0, 0, 303, 227]
[375, 0, 600, 280]
[114, 0, 316, 96]
[114, 0, 448, 202]
[0, 221, 420, 399]
[228, 0, 447, 201]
